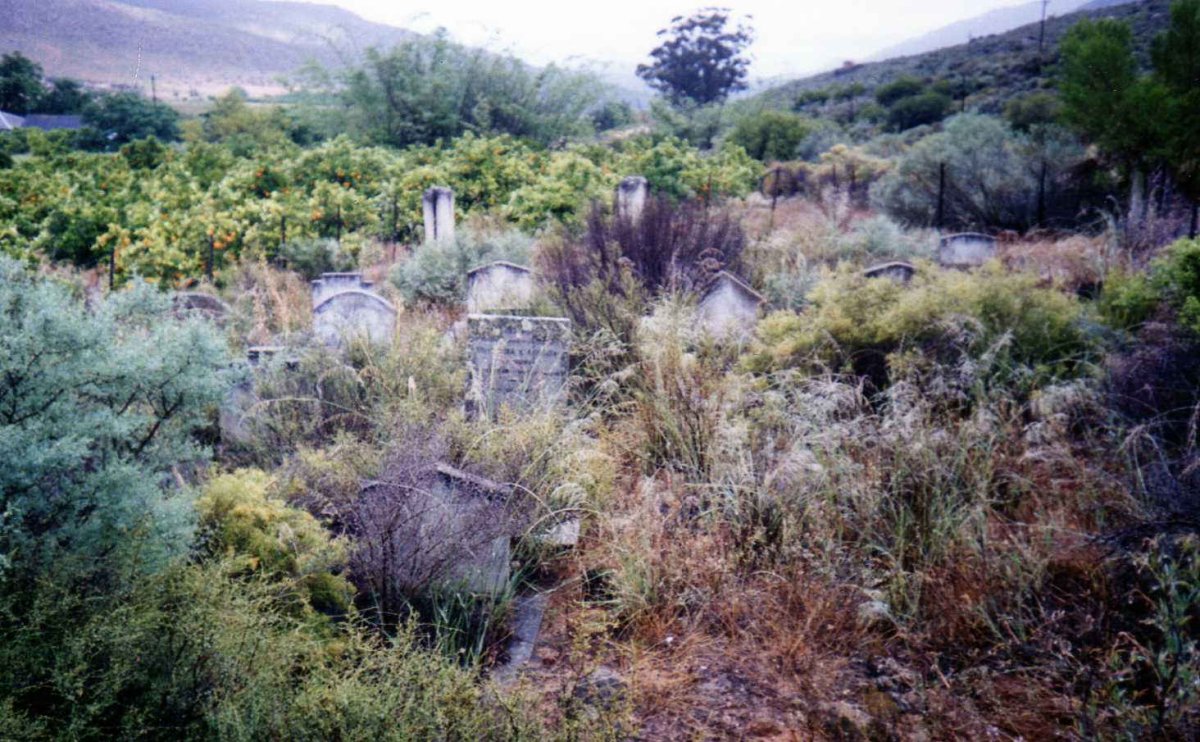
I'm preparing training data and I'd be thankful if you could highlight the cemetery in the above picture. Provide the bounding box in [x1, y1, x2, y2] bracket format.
[5, 1, 1200, 736]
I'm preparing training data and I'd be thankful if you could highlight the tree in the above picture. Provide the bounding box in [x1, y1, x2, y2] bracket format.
[1152, 0, 1200, 230]
[83, 92, 181, 148]
[0, 52, 45, 114]
[637, 8, 754, 106]
[1059, 19, 1165, 174]
[874, 76, 925, 107]
[38, 77, 91, 114]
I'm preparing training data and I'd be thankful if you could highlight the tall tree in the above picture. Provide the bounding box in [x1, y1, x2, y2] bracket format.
[1152, 0, 1200, 231]
[0, 52, 45, 114]
[1059, 18, 1167, 219]
[637, 8, 754, 106]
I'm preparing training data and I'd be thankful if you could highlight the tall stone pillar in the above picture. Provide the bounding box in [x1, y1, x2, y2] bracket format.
[423, 186, 455, 244]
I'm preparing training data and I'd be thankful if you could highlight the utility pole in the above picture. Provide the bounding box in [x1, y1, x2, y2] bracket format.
[150, 74, 157, 104]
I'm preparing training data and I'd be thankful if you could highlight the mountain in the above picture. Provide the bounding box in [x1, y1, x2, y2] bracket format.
[870, 0, 1096, 61]
[0, 0, 415, 100]
[748, 0, 1165, 114]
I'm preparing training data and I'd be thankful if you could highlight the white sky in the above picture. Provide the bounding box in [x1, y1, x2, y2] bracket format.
[312, 0, 1027, 82]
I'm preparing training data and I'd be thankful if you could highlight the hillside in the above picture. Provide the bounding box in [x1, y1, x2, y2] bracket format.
[0, 0, 415, 99]
[870, 0, 1095, 60]
[751, 0, 1169, 114]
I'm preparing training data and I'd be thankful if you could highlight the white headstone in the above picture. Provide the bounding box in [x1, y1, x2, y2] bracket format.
[312, 289, 397, 347]
[697, 271, 764, 338]
[423, 186, 455, 244]
[938, 233, 997, 269]
[615, 176, 649, 223]
[466, 261, 535, 314]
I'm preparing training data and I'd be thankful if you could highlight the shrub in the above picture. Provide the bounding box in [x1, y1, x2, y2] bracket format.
[727, 110, 814, 162]
[278, 236, 356, 280]
[0, 258, 232, 587]
[886, 91, 952, 132]
[875, 76, 926, 107]
[389, 227, 533, 305]
[195, 469, 354, 616]
[0, 562, 537, 739]
[746, 264, 1094, 393]
[872, 114, 1086, 231]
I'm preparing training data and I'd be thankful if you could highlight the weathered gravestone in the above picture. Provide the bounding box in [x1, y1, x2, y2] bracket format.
[423, 186, 456, 244]
[219, 346, 286, 445]
[697, 271, 765, 338]
[466, 261, 534, 314]
[172, 291, 231, 323]
[615, 175, 649, 223]
[311, 272, 373, 307]
[863, 261, 916, 283]
[938, 233, 997, 269]
[467, 315, 571, 417]
[312, 289, 397, 347]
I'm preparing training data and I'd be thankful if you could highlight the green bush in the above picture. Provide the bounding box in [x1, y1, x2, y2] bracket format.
[0, 257, 232, 586]
[1154, 238, 1200, 333]
[746, 264, 1094, 391]
[389, 227, 533, 305]
[886, 91, 952, 132]
[0, 562, 538, 739]
[727, 110, 814, 162]
[195, 469, 354, 616]
[875, 76, 926, 107]
[278, 236, 356, 280]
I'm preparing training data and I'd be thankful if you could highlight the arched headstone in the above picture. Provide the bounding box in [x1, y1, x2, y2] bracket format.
[466, 261, 534, 314]
[864, 261, 916, 283]
[312, 289, 397, 347]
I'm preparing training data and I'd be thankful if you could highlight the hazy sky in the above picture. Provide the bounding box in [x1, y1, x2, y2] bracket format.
[312, 0, 1026, 81]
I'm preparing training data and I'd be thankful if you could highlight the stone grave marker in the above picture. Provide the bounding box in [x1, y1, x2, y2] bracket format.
[312, 289, 396, 347]
[466, 261, 534, 314]
[311, 272, 373, 307]
[615, 175, 648, 223]
[172, 291, 231, 323]
[938, 233, 997, 269]
[220, 345, 286, 445]
[697, 271, 765, 338]
[863, 261, 916, 283]
[467, 314, 571, 417]
[423, 186, 456, 244]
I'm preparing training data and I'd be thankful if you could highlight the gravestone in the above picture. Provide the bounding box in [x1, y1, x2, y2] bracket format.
[220, 345, 286, 445]
[430, 464, 512, 595]
[938, 233, 997, 269]
[466, 261, 535, 314]
[311, 272, 373, 307]
[863, 261, 916, 283]
[697, 271, 765, 338]
[172, 291, 231, 323]
[423, 186, 456, 244]
[467, 314, 571, 417]
[615, 176, 649, 223]
[312, 289, 397, 347]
